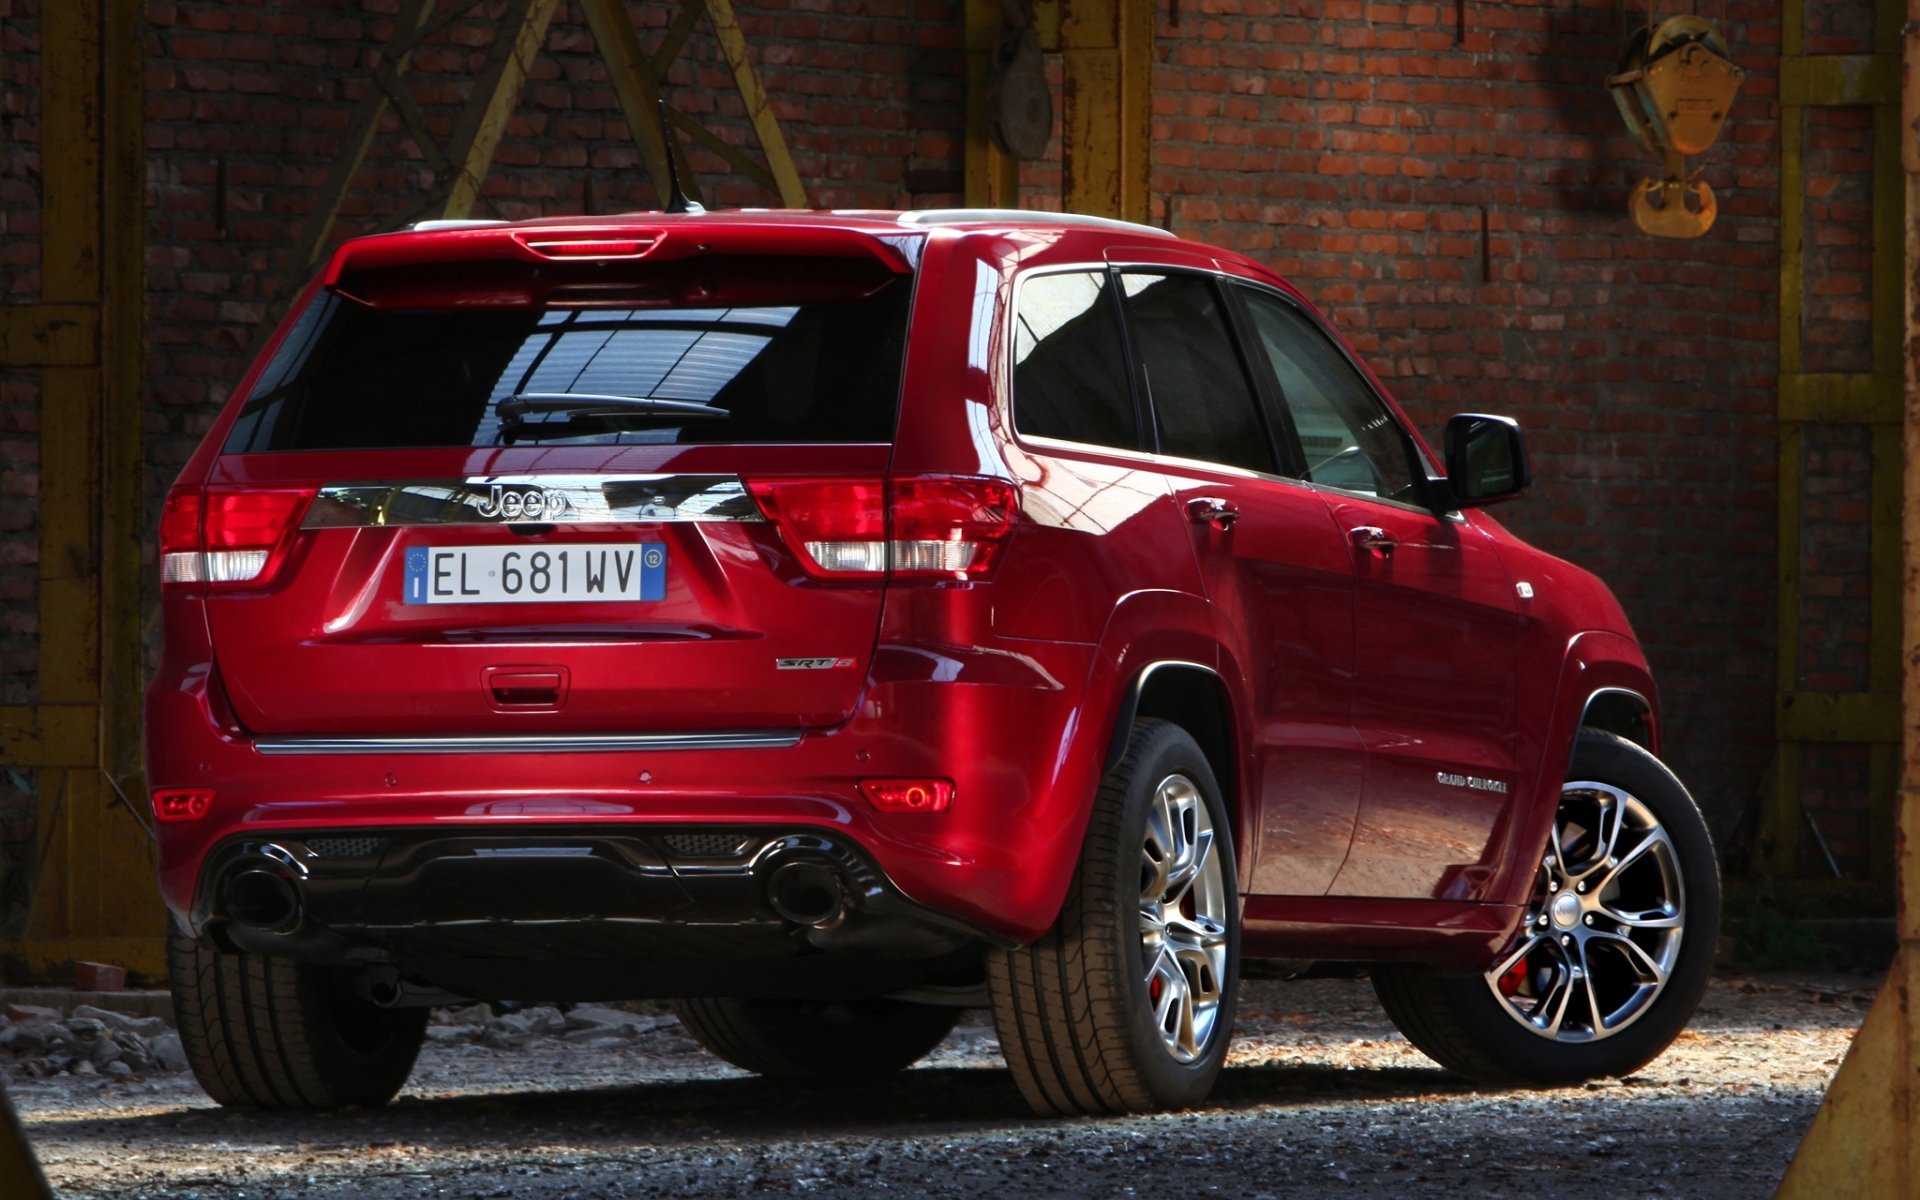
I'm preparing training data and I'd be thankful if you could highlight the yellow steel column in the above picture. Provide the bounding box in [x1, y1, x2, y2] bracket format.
[965, 0, 1019, 208]
[0, 0, 163, 979]
[1774, 5, 1920, 1191]
[1770, 0, 1904, 882]
[1060, 0, 1152, 222]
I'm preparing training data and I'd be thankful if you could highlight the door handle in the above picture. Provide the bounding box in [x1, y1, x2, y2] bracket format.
[1186, 497, 1240, 530]
[1349, 525, 1396, 556]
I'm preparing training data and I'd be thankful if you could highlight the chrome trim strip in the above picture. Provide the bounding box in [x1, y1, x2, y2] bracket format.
[252, 731, 803, 756]
[302, 475, 763, 528]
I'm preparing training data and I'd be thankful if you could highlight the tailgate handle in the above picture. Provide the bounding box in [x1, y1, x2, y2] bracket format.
[487, 669, 565, 708]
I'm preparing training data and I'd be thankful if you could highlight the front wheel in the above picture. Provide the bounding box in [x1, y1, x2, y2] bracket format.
[988, 719, 1240, 1115]
[1374, 729, 1719, 1084]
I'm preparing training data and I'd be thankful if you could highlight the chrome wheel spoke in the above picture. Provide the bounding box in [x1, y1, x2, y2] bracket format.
[1605, 902, 1682, 930]
[1488, 782, 1687, 1045]
[1572, 941, 1606, 1035]
[1491, 931, 1548, 980]
[1166, 828, 1214, 908]
[1537, 959, 1575, 1038]
[1147, 947, 1195, 1053]
[1592, 930, 1670, 985]
[1596, 825, 1674, 895]
[1591, 788, 1626, 871]
[1135, 773, 1229, 1066]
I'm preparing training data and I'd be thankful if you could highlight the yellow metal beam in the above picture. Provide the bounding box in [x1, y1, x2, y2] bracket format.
[0, 0, 165, 983]
[1777, 9, 1920, 1186]
[964, 0, 1018, 208]
[1780, 54, 1898, 106]
[0, 305, 97, 368]
[579, 0, 679, 209]
[1777, 692, 1902, 743]
[442, 0, 563, 219]
[1061, 0, 1153, 222]
[1772, 0, 1905, 887]
[289, 0, 436, 276]
[1777, 951, 1920, 1196]
[649, 0, 706, 81]
[705, 0, 806, 208]
[0, 705, 97, 769]
[1778, 372, 1902, 423]
[669, 106, 779, 193]
[99, 0, 146, 797]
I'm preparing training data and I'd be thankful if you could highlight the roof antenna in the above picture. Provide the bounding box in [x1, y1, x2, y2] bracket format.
[658, 98, 704, 215]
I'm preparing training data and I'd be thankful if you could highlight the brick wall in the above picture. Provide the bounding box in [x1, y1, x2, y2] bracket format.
[1145, 0, 1783, 844]
[0, 0, 1862, 924]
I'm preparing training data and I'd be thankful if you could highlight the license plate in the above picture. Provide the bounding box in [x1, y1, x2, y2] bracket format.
[403, 543, 666, 605]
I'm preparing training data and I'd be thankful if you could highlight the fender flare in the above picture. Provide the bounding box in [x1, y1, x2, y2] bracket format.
[1492, 631, 1661, 910]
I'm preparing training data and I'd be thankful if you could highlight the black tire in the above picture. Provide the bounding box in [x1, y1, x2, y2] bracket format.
[1373, 729, 1720, 1084]
[672, 996, 961, 1082]
[168, 927, 427, 1109]
[987, 718, 1240, 1116]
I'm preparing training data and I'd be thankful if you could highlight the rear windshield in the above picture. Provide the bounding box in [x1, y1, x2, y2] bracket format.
[224, 279, 911, 451]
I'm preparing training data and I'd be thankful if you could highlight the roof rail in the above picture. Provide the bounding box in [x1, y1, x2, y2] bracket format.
[898, 209, 1174, 239]
[405, 219, 513, 233]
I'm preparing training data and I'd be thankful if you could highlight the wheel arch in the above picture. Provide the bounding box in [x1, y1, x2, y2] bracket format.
[1104, 660, 1241, 854]
[1579, 686, 1657, 754]
[1493, 631, 1662, 911]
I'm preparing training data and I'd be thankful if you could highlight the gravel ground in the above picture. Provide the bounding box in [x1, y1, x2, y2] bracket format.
[8, 968, 1872, 1199]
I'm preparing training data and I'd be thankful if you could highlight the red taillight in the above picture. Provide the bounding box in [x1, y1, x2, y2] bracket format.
[160, 487, 315, 587]
[746, 476, 1018, 581]
[152, 788, 213, 822]
[159, 492, 203, 585]
[859, 779, 954, 814]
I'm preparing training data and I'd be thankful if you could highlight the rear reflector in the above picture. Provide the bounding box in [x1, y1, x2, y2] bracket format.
[859, 779, 954, 814]
[746, 476, 1017, 581]
[160, 487, 316, 588]
[152, 789, 214, 822]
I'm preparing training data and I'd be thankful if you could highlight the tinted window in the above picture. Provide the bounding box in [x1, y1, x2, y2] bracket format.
[224, 281, 910, 451]
[1118, 272, 1274, 474]
[1239, 288, 1419, 501]
[1012, 271, 1136, 450]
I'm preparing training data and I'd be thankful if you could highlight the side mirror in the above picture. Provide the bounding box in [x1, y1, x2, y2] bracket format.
[1435, 413, 1531, 509]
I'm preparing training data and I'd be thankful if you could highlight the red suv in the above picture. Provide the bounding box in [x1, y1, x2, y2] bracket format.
[147, 209, 1718, 1115]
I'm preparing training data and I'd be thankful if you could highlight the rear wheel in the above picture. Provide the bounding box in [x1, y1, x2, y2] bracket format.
[1374, 729, 1719, 1083]
[672, 996, 960, 1082]
[168, 928, 427, 1109]
[988, 718, 1239, 1115]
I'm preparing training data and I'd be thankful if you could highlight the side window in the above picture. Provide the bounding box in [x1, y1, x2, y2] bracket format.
[1238, 288, 1419, 501]
[1117, 272, 1275, 474]
[1012, 270, 1137, 450]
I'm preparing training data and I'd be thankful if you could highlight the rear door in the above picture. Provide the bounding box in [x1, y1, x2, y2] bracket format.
[199, 233, 915, 738]
[1113, 268, 1365, 898]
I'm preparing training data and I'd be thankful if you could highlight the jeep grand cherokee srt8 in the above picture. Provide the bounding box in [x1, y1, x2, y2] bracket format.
[146, 209, 1718, 1115]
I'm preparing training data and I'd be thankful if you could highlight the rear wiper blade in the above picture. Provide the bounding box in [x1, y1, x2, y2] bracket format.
[497, 392, 727, 420]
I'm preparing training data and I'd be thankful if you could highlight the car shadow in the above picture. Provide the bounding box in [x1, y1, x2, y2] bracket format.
[24, 1061, 1480, 1146]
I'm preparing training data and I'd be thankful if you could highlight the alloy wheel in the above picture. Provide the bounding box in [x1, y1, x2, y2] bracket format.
[1138, 773, 1230, 1063]
[1487, 780, 1687, 1042]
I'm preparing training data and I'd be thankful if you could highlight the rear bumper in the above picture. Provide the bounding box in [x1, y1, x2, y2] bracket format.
[192, 824, 996, 1001]
[146, 644, 1105, 949]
